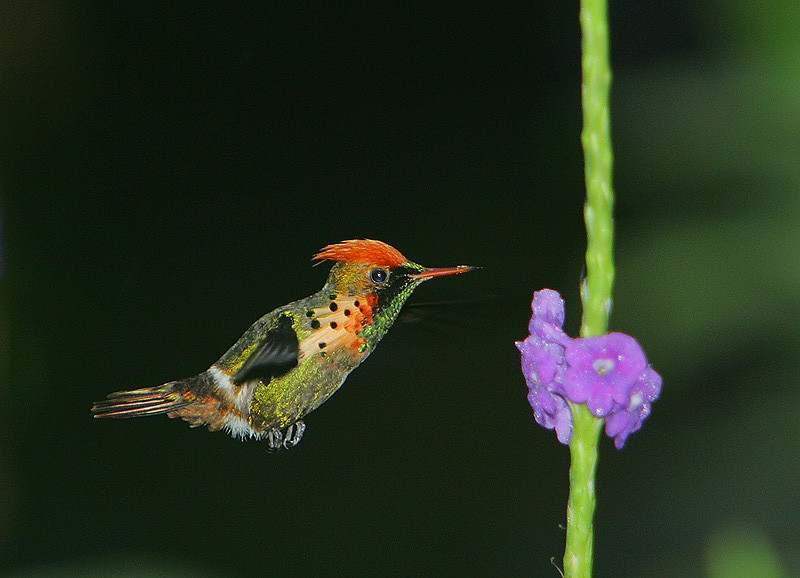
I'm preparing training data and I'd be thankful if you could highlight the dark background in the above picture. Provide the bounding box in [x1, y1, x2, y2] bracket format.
[2, 1, 798, 576]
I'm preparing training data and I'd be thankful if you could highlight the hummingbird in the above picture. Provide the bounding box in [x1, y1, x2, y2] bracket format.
[92, 239, 475, 451]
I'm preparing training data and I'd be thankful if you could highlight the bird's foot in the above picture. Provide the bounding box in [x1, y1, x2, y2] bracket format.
[265, 428, 284, 452]
[264, 420, 306, 452]
[282, 420, 305, 449]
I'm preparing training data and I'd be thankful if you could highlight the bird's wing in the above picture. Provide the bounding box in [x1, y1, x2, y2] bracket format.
[232, 313, 299, 385]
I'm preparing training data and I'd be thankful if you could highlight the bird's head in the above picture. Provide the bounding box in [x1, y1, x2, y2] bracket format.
[314, 238, 474, 297]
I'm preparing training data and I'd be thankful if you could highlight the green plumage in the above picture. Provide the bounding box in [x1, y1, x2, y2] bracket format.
[92, 239, 474, 450]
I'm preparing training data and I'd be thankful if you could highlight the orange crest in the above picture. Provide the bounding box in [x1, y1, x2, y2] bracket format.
[313, 239, 408, 267]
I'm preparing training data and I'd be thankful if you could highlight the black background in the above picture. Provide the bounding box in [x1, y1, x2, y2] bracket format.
[2, 2, 798, 576]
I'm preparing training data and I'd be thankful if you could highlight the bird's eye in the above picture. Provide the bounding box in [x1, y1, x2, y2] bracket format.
[369, 268, 389, 284]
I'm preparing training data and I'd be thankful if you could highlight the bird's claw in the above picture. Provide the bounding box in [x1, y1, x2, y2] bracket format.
[265, 420, 306, 452]
[283, 420, 305, 449]
[265, 428, 283, 452]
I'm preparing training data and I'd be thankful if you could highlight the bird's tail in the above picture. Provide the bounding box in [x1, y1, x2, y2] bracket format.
[91, 381, 192, 419]
[91, 372, 239, 433]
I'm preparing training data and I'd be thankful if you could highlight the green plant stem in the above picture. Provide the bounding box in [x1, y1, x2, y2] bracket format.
[563, 0, 616, 576]
[564, 403, 603, 578]
[579, 0, 615, 340]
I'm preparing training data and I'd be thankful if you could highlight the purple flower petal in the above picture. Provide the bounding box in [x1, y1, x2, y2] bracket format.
[518, 288, 661, 449]
[527, 289, 572, 347]
[517, 327, 574, 445]
[562, 333, 647, 417]
[517, 336, 565, 386]
[553, 402, 573, 444]
[604, 367, 662, 448]
[528, 289, 565, 333]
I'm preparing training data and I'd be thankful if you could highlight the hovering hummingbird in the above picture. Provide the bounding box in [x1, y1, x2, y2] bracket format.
[92, 239, 475, 450]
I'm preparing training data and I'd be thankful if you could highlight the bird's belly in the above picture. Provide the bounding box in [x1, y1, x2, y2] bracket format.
[247, 355, 354, 430]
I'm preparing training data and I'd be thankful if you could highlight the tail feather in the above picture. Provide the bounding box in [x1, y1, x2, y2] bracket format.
[92, 372, 253, 435]
[91, 383, 192, 419]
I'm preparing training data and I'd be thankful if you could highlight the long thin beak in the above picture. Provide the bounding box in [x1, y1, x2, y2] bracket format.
[410, 265, 479, 280]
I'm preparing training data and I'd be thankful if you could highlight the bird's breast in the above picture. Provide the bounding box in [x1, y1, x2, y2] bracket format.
[297, 292, 378, 363]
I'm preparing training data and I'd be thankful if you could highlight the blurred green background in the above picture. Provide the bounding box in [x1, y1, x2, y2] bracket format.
[1, 1, 798, 576]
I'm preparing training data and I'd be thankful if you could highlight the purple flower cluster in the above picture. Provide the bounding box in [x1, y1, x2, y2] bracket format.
[516, 289, 661, 449]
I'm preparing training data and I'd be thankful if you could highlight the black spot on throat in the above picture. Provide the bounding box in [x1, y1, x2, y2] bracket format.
[329, 302, 338, 312]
